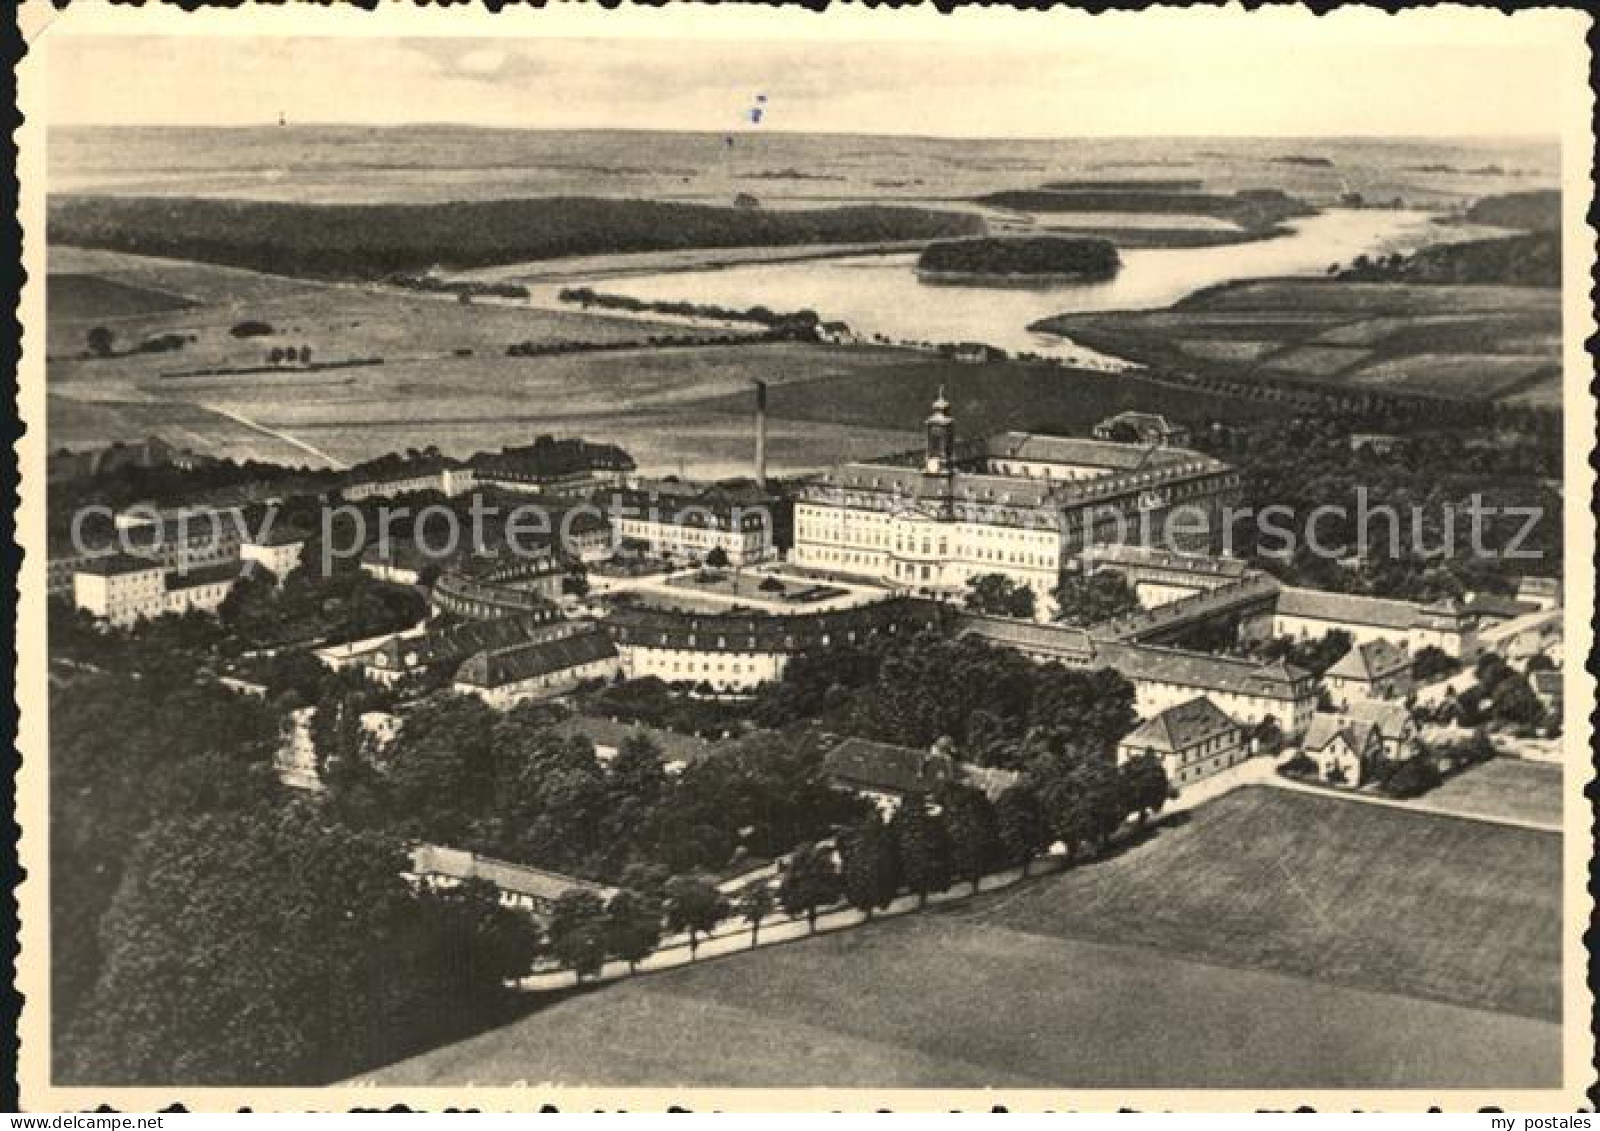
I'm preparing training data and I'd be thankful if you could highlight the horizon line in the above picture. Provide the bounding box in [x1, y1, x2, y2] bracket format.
[51, 122, 1563, 145]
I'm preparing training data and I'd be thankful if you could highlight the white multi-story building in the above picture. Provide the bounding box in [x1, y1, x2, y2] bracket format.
[73, 555, 168, 627]
[73, 555, 239, 627]
[610, 481, 783, 566]
[1274, 587, 1479, 658]
[240, 530, 308, 581]
[791, 392, 1241, 615]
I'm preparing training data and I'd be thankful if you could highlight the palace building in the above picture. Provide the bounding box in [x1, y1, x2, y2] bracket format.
[791, 392, 1241, 612]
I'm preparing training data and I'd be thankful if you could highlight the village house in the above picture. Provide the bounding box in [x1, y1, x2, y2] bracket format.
[1324, 638, 1415, 709]
[1300, 712, 1384, 786]
[1115, 695, 1248, 789]
[1342, 699, 1420, 762]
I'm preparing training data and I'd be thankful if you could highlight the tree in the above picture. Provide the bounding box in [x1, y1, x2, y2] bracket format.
[1052, 571, 1140, 627]
[66, 809, 534, 1085]
[994, 784, 1051, 874]
[663, 874, 729, 960]
[604, 889, 663, 973]
[704, 546, 731, 569]
[964, 573, 1037, 619]
[735, 880, 776, 948]
[838, 814, 901, 918]
[1118, 753, 1170, 825]
[86, 325, 115, 357]
[888, 796, 953, 907]
[938, 783, 1000, 890]
[1413, 644, 1461, 682]
[777, 843, 842, 932]
[546, 889, 610, 982]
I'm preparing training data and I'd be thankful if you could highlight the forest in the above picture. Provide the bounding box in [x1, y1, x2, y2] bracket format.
[47, 195, 983, 280]
[917, 235, 1121, 281]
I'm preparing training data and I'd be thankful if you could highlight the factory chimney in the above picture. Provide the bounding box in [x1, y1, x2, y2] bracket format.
[753, 379, 768, 490]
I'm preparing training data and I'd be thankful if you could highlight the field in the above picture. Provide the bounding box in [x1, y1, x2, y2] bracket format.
[1405, 758, 1565, 827]
[46, 247, 921, 474]
[50, 127, 1558, 210]
[48, 245, 1307, 477]
[363, 788, 1561, 1088]
[689, 349, 1301, 439]
[1037, 278, 1562, 406]
[47, 272, 197, 320]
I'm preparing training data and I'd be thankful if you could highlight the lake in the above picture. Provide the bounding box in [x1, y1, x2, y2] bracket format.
[528, 209, 1498, 367]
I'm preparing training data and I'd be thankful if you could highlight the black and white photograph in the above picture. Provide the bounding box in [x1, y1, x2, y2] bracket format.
[11, 1, 1594, 1110]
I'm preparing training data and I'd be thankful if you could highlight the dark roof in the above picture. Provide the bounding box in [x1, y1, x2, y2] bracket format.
[1343, 699, 1414, 742]
[454, 624, 617, 689]
[1303, 713, 1379, 755]
[74, 552, 163, 577]
[553, 715, 720, 765]
[823, 737, 952, 797]
[471, 436, 636, 480]
[605, 597, 936, 655]
[1097, 642, 1312, 700]
[364, 611, 565, 673]
[1120, 696, 1239, 753]
[1326, 639, 1412, 683]
[165, 562, 241, 590]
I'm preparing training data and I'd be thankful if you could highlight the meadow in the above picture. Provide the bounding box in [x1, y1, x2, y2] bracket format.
[1403, 758, 1564, 828]
[363, 788, 1561, 1088]
[1036, 277, 1562, 406]
[46, 246, 918, 474]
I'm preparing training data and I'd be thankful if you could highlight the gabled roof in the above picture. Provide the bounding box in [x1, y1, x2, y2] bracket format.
[366, 611, 565, 672]
[1302, 712, 1380, 755]
[1342, 699, 1413, 742]
[454, 624, 616, 689]
[553, 715, 721, 766]
[1326, 639, 1412, 683]
[823, 737, 953, 797]
[408, 844, 615, 904]
[74, 552, 163, 577]
[165, 562, 241, 590]
[1097, 642, 1312, 700]
[1120, 696, 1239, 754]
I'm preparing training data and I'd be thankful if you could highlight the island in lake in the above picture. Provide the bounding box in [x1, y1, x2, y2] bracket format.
[916, 235, 1122, 286]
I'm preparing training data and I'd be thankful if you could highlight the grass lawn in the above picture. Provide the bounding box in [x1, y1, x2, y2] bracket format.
[361, 788, 1561, 1089]
[1039, 278, 1561, 405]
[47, 272, 197, 320]
[1406, 758, 1565, 828]
[974, 787, 1561, 1021]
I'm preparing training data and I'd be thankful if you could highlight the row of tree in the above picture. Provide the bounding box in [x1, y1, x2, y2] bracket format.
[537, 754, 1171, 979]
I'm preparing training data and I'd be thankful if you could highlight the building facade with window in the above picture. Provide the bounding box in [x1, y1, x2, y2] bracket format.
[791, 393, 1241, 614]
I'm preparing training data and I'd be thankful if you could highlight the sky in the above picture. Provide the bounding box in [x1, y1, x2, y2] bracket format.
[45, 9, 1576, 139]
